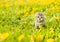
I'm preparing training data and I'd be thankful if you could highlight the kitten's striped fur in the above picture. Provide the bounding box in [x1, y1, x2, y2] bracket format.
[35, 12, 46, 29]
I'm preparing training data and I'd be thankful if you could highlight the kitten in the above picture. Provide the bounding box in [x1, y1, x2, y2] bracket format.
[35, 12, 46, 29]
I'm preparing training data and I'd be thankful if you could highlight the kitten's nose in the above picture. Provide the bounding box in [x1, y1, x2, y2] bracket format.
[41, 18, 43, 20]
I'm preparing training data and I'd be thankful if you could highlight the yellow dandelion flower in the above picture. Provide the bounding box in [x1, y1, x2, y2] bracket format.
[2, 33, 9, 40]
[56, 0, 60, 2]
[27, 0, 36, 4]
[28, 35, 36, 42]
[0, 33, 2, 41]
[47, 38, 55, 42]
[36, 35, 44, 42]
[0, 33, 2, 36]
[0, 0, 4, 3]
[14, 0, 24, 5]
[50, 30, 54, 33]
[58, 35, 60, 38]
[18, 34, 24, 41]
[57, 34, 60, 38]
[14, 1, 20, 5]
[31, 0, 36, 4]
[15, 0, 24, 5]
[30, 36, 34, 42]
[45, 0, 55, 5]
[27, 0, 32, 4]
[30, 35, 35, 42]
[54, 16, 59, 21]
[38, 0, 45, 5]
[0, 32, 9, 41]
[50, 27, 54, 31]
[49, 27, 54, 33]
[51, 7, 55, 10]
[0, 4, 4, 8]
[4, 2, 11, 8]
[38, 0, 55, 5]
[49, 6, 60, 12]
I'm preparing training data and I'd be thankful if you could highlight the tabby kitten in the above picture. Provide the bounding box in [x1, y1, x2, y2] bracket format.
[35, 12, 46, 29]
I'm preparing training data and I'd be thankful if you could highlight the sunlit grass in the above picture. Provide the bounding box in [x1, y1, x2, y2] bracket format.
[0, 0, 60, 42]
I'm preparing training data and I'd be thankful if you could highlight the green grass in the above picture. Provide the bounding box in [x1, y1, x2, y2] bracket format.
[0, 2, 60, 42]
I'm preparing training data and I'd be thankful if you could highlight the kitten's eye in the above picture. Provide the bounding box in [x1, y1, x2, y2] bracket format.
[41, 17, 43, 18]
[41, 16, 44, 18]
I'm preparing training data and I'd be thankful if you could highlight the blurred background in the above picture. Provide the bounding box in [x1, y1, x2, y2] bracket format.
[0, 0, 60, 42]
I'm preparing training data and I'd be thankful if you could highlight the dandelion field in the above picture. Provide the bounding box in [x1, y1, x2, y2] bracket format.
[0, 0, 60, 42]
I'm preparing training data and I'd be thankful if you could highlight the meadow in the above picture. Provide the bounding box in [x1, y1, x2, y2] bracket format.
[0, 0, 60, 42]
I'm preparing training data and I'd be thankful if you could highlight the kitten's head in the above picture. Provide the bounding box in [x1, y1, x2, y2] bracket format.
[35, 12, 45, 18]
